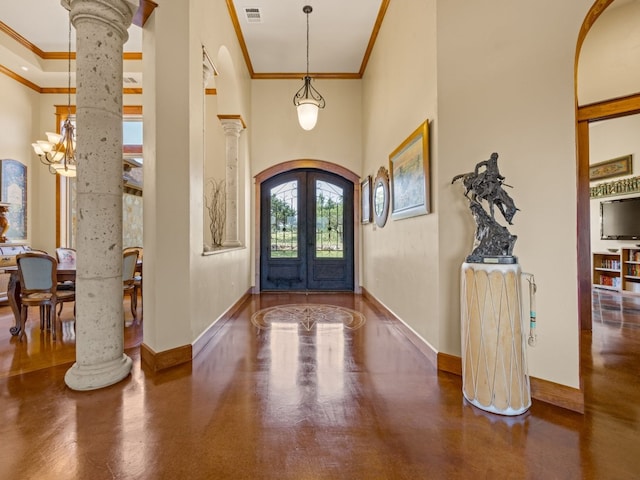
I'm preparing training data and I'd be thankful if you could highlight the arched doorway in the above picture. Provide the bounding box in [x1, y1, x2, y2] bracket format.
[576, 0, 640, 330]
[255, 160, 361, 292]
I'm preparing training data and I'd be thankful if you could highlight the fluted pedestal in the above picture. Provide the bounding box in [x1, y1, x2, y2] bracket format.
[460, 262, 531, 415]
[64, 0, 138, 391]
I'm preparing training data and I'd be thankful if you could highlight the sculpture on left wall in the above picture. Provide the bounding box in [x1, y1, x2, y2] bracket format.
[452, 152, 519, 263]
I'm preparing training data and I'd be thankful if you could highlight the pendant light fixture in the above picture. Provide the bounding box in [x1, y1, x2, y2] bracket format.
[32, 18, 77, 177]
[293, 5, 325, 131]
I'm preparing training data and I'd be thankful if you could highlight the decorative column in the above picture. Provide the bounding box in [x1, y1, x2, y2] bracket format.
[218, 116, 244, 247]
[64, 0, 138, 391]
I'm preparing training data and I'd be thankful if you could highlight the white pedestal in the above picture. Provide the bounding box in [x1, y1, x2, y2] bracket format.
[460, 262, 531, 415]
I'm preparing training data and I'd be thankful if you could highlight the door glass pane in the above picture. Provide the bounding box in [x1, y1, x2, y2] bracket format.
[270, 181, 298, 258]
[316, 180, 344, 258]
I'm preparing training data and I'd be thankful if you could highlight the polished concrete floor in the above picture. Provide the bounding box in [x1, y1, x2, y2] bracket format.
[0, 291, 639, 479]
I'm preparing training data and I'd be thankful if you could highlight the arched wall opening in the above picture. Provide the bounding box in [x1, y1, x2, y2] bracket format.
[575, 0, 640, 330]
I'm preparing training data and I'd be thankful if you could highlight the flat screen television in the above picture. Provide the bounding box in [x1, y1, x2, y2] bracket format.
[600, 196, 640, 240]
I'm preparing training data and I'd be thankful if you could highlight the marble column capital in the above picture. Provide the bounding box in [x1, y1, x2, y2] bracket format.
[218, 117, 245, 137]
[62, 0, 139, 41]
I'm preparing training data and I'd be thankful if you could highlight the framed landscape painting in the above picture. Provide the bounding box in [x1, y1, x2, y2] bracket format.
[389, 120, 430, 220]
[361, 175, 372, 224]
[0, 159, 27, 242]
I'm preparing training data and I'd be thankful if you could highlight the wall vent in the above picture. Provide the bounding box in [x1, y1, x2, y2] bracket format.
[243, 7, 262, 23]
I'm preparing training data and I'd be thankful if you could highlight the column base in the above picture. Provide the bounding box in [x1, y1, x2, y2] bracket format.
[64, 353, 133, 391]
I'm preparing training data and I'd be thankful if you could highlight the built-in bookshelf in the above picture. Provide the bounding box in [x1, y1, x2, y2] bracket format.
[623, 248, 640, 294]
[593, 248, 640, 294]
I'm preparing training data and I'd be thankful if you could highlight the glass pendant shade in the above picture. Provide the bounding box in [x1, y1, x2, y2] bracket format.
[297, 100, 320, 131]
[51, 163, 77, 177]
[292, 6, 325, 131]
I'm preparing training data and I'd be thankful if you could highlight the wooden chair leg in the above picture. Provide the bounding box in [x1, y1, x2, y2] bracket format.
[51, 305, 56, 341]
[19, 306, 28, 341]
[130, 291, 138, 324]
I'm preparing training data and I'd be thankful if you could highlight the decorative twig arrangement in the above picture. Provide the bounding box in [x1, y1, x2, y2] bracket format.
[205, 178, 226, 248]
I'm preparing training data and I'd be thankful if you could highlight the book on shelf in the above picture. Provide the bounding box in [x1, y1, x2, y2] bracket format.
[600, 275, 620, 287]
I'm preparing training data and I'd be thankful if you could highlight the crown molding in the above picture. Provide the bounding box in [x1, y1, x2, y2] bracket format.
[225, 0, 389, 80]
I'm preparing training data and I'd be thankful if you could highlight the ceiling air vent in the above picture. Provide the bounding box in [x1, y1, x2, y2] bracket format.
[243, 7, 262, 23]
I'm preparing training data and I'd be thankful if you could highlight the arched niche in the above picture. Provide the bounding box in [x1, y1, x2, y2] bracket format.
[215, 45, 243, 116]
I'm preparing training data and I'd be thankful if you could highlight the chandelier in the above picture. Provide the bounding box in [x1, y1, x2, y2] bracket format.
[293, 5, 325, 131]
[32, 18, 77, 177]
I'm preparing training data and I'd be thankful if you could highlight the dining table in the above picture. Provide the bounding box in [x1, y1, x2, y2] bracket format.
[4, 261, 76, 336]
[5, 258, 142, 335]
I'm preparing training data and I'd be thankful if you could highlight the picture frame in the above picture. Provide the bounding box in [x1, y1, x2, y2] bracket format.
[360, 175, 372, 224]
[389, 120, 430, 220]
[373, 167, 390, 228]
[0, 159, 27, 242]
[589, 154, 632, 181]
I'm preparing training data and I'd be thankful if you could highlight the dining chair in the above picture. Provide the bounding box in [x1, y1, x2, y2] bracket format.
[54, 247, 76, 314]
[55, 247, 77, 266]
[123, 249, 139, 324]
[123, 246, 143, 321]
[16, 252, 75, 341]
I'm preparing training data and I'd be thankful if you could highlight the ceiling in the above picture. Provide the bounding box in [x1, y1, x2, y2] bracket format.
[0, 0, 387, 90]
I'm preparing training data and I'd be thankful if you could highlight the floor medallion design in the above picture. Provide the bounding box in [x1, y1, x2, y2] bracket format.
[251, 304, 366, 331]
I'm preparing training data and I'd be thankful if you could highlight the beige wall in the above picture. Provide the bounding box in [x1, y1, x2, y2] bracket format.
[359, 0, 595, 388]
[250, 79, 362, 177]
[141, 0, 252, 353]
[436, 0, 595, 388]
[0, 74, 39, 248]
[361, 0, 439, 346]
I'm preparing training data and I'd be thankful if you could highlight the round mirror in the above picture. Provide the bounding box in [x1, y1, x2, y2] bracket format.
[373, 167, 389, 228]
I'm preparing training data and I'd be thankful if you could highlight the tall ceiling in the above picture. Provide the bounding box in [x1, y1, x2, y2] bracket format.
[0, 0, 387, 91]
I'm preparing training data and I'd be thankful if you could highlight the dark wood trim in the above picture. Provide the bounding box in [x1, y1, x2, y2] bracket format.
[437, 352, 462, 376]
[252, 72, 361, 80]
[225, 0, 255, 77]
[217, 114, 246, 129]
[359, 0, 390, 77]
[255, 159, 360, 185]
[133, 0, 159, 28]
[530, 377, 585, 414]
[362, 287, 437, 368]
[577, 120, 591, 330]
[0, 65, 41, 93]
[142, 290, 253, 372]
[41, 88, 76, 94]
[577, 93, 640, 122]
[225, 0, 388, 80]
[363, 288, 585, 413]
[141, 343, 192, 373]
[192, 289, 253, 359]
[0, 21, 46, 58]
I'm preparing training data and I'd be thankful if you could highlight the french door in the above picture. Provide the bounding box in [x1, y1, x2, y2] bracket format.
[260, 169, 354, 291]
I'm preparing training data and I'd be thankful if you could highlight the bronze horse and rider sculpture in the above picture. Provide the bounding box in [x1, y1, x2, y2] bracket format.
[452, 152, 519, 263]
